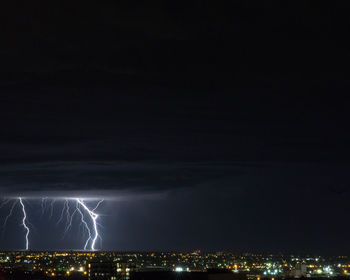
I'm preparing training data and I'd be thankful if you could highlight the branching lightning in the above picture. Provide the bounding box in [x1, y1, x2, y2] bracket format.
[76, 207, 91, 250]
[49, 199, 55, 219]
[3, 200, 17, 228]
[1, 198, 31, 250]
[75, 199, 103, 251]
[57, 199, 68, 225]
[40, 197, 47, 217]
[1, 197, 104, 251]
[63, 200, 78, 238]
[57, 198, 104, 250]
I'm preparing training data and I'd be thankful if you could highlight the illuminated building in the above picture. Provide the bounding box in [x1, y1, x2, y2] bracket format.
[88, 261, 116, 280]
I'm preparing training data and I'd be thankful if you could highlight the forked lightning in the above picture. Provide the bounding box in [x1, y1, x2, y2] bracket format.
[1, 197, 104, 251]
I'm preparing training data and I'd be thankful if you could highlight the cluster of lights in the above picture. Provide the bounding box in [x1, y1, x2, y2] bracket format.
[1, 251, 350, 278]
[263, 269, 281, 275]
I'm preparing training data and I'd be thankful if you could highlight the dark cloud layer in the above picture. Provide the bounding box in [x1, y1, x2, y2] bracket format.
[0, 2, 349, 252]
[0, 160, 348, 198]
[0, 161, 245, 197]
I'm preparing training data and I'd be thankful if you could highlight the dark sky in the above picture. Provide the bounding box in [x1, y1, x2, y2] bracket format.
[0, 2, 349, 253]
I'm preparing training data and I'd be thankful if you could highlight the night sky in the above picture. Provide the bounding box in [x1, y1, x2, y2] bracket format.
[0, 2, 349, 253]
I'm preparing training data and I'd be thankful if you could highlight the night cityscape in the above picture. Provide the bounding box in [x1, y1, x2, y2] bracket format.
[1, 251, 350, 280]
[1, 1, 349, 280]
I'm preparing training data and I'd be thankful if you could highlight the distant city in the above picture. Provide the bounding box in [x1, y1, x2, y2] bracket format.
[1, 251, 350, 280]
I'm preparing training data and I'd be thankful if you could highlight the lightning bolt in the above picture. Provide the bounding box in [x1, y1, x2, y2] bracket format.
[18, 198, 30, 250]
[1, 197, 104, 251]
[3, 200, 17, 228]
[63, 201, 78, 238]
[49, 199, 55, 219]
[75, 199, 103, 251]
[57, 199, 68, 225]
[40, 197, 48, 217]
[76, 207, 91, 250]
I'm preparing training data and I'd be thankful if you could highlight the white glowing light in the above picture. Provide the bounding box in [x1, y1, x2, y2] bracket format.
[76, 207, 91, 250]
[19, 198, 30, 250]
[175, 267, 183, 272]
[76, 198, 103, 251]
[1, 197, 104, 251]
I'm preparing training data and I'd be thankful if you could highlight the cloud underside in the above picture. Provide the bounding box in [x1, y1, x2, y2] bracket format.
[0, 161, 247, 198]
[0, 160, 348, 200]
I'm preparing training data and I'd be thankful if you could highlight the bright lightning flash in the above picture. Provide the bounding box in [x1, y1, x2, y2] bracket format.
[75, 198, 103, 251]
[1, 197, 104, 251]
[18, 198, 30, 250]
